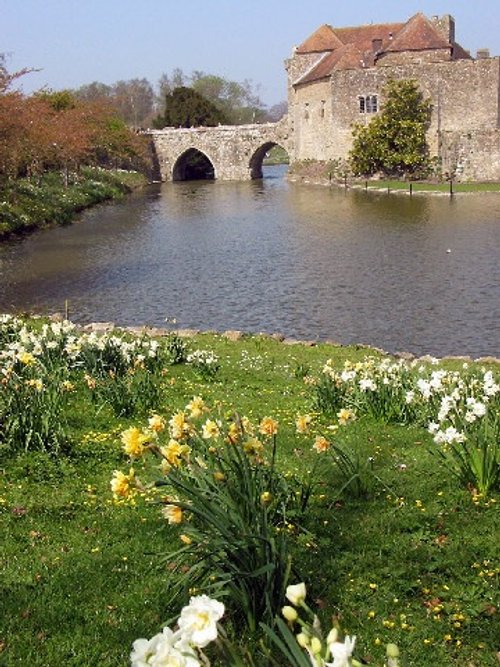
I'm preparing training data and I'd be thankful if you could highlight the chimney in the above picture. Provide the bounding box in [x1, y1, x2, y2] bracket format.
[476, 48, 490, 59]
[372, 38, 383, 53]
[431, 14, 455, 44]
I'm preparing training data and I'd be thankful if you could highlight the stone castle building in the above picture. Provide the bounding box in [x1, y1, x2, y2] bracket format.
[286, 13, 500, 181]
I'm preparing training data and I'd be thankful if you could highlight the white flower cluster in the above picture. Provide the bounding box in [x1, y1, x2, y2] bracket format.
[186, 349, 219, 367]
[282, 583, 361, 667]
[320, 356, 499, 450]
[0, 315, 161, 376]
[131, 595, 224, 667]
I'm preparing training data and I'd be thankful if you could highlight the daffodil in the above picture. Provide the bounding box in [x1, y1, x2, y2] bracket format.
[162, 504, 183, 524]
[296, 414, 312, 434]
[259, 416, 278, 436]
[312, 435, 330, 453]
[121, 427, 149, 458]
[201, 419, 220, 440]
[110, 468, 135, 500]
[286, 582, 307, 606]
[177, 594, 225, 648]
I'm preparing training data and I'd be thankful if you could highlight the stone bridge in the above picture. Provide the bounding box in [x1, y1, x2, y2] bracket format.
[146, 118, 290, 181]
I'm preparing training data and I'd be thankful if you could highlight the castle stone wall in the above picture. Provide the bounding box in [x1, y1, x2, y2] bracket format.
[289, 56, 500, 180]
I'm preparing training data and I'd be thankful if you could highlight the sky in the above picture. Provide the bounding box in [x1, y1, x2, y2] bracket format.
[2, 0, 500, 107]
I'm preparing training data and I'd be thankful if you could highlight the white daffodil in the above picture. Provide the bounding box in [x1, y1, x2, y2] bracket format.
[285, 582, 307, 606]
[177, 595, 224, 648]
[326, 635, 356, 667]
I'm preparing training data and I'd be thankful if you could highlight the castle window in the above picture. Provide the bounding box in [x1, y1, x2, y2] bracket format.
[359, 94, 378, 113]
[304, 102, 309, 120]
[320, 100, 326, 118]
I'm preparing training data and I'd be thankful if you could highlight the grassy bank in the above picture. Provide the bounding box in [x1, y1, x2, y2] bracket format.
[0, 168, 147, 240]
[288, 160, 500, 193]
[0, 317, 498, 666]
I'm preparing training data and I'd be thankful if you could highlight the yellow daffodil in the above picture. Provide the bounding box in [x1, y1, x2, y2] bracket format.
[185, 396, 207, 418]
[296, 414, 312, 434]
[148, 413, 165, 433]
[243, 437, 264, 456]
[337, 407, 356, 425]
[259, 416, 278, 437]
[110, 468, 135, 500]
[201, 419, 220, 440]
[121, 427, 149, 458]
[163, 504, 183, 524]
[161, 439, 191, 468]
[312, 436, 330, 453]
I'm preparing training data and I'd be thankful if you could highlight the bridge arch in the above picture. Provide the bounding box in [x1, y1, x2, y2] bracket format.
[172, 148, 216, 181]
[249, 141, 289, 179]
[147, 120, 290, 182]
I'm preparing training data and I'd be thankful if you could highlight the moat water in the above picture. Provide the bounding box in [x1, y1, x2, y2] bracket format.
[0, 165, 499, 358]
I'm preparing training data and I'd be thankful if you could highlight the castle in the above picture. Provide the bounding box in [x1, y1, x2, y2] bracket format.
[285, 13, 500, 181]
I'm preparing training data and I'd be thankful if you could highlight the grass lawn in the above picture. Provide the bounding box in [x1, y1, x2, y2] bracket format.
[350, 180, 500, 194]
[0, 320, 498, 666]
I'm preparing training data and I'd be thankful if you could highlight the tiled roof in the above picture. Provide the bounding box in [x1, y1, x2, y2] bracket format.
[334, 22, 405, 51]
[384, 13, 450, 52]
[293, 13, 472, 86]
[296, 24, 343, 53]
[296, 45, 366, 85]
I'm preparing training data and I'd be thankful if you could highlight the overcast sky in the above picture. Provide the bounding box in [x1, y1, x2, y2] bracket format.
[2, 0, 499, 106]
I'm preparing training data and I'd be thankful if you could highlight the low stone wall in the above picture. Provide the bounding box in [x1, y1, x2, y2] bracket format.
[78, 319, 500, 365]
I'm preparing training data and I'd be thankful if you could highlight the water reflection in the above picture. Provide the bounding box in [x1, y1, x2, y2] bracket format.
[0, 165, 499, 358]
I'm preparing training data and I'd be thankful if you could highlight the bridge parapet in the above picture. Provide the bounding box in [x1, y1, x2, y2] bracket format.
[146, 120, 289, 181]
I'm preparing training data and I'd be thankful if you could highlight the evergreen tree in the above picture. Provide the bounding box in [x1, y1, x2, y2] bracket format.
[153, 87, 228, 129]
[349, 79, 432, 178]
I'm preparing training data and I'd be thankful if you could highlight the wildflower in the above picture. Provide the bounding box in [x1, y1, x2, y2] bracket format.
[161, 440, 190, 468]
[286, 582, 307, 606]
[260, 491, 273, 505]
[163, 504, 183, 524]
[131, 627, 199, 667]
[312, 436, 330, 453]
[359, 378, 377, 391]
[110, 468, 135, 500]
[282, 606, 298, 622]
[296, 414, 312, 434]
[84, 373, 96, 389]
[227, 421, 242, 443]
[169, 411, 191, 440]
[327, 635, 356, 667]
[121, 427, 149, 458]
[148, 413, 165, 433]
[17, 351, 35, 365]
[26, 378, 43, 391]
[177, 594, 225, 648]
[180, 534, 192, 545]
[201, 419, 220, 440]
[186, 396, 207, 418]
[259, 416, 278, 436]
[243, 437, 264, 456]
[337, 408, 355, 426]
[405, 390, 415, 404]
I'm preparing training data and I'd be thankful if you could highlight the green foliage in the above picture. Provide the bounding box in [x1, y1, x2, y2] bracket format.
[147, 414, 305, 632]
[1, 318, 499, 665]
[152, 86, 228, 129]
[0, 360, 71, 455]
[0, 168, 145, 238]
[35, 89, 77, 111]
[349, 79, 432, 178]
[157, 69, 268, 125]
